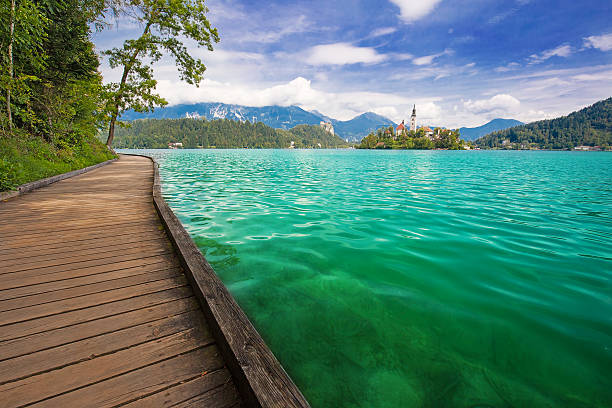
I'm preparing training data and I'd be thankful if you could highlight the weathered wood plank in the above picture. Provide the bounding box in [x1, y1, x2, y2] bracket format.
[28, 347, 226, 408]
[0, 297, 199, 360]
[0, 265, 180, 301]
[0, 267, 180, 311]
[0, 240, 172, 274]
[0, 256, 177, 292]
[0, 236, 168, 267]
[0, 309, 207, 385]
[0, 286, 193, 341]
[0, 276, 188, 326]
[0, 327, 213, 407]
[121, 369, 235, 408]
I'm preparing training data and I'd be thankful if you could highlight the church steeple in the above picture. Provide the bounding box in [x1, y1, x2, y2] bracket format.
[410, 104, 417, 131]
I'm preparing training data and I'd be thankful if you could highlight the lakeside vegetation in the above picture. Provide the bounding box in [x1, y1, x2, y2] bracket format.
[357, 126, 468, 149]
[107, 118, 349, 149]
[0, 0, 115, 191]
[476, 97, 612, 150]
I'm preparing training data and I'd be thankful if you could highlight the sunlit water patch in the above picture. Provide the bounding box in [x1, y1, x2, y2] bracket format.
[121, 149, 612, 407]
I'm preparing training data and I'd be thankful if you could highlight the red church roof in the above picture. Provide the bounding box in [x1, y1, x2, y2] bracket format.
[396, 123, 405, 130]
[422, 126, 433, 132]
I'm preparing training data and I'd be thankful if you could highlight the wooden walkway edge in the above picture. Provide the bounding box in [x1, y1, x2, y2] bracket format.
[0, 154, 309, 408]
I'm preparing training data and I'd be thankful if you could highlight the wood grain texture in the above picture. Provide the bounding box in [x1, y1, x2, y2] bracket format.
[0, 155, 243, 407]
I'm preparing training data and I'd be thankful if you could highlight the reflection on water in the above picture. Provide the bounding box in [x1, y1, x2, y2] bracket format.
[121, 149, 612, 407]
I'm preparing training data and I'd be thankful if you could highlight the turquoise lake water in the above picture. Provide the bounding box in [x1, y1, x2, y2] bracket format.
[122, 149, 611, 407]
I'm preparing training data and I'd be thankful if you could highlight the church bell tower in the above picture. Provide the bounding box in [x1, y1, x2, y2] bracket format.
[410, 105, 417, 131]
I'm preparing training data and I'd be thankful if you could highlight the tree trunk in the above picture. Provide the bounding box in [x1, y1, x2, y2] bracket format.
[105, 22, 152, 148]
[6, 0, 15, 130]
[106, 113, 117, 147]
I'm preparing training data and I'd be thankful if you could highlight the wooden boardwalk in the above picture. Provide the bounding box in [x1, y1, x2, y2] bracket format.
[0, 155, 243, 407]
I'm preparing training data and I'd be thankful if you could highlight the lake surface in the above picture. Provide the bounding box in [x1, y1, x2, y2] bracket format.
[121, 149, 611, 407]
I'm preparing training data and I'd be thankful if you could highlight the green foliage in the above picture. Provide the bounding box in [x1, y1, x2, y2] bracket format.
[107, 118, 350, 149]
[102, 0, 219, 146]
[357, 126, 466, 150]
[0, 129, 116, 191]
[477, 97, 612, 149]
[0, 0, 117, 190]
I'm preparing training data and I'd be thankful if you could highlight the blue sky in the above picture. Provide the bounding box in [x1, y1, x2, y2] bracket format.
[93, 0, 612, 127]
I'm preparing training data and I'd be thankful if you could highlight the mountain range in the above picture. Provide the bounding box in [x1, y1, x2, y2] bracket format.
[458, 119, 524, 141]
[120, 102, 524, 142]
[120, 103, 395, 141]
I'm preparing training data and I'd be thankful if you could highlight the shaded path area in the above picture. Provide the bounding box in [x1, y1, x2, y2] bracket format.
[0, 155, 242, 407]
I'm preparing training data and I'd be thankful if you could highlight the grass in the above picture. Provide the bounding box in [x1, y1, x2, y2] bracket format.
[0, 130, 117, 192]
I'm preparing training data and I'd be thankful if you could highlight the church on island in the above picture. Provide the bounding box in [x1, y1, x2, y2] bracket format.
[395, 105, 435, 139]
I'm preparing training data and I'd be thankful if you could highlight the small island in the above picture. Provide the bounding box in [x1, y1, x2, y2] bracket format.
[357, 105, 469, 150]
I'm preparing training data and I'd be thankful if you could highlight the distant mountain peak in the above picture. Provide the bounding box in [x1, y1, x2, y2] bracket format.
[459, 118, 524, 141]
[120, 102, 395, 141]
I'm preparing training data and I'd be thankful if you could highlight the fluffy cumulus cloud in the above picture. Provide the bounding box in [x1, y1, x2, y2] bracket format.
[389, 0, 443, 23]
[151, 76, 446, 123]
[463, 94, 521, 115]
[583, 33, 612, 52]
[529, 45, 573, 64]
[303, 43, 387, 66]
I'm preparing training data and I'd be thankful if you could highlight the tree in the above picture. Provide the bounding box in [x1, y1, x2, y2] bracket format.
[102, 0, 219, 147]
[0, 0, 48, 131]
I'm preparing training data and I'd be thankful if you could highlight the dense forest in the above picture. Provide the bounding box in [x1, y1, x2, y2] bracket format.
[476, 97, 612, 149]
[109, 118, 350, 149]
[0, 0, 116, 191]
[357, 126, 468, 150]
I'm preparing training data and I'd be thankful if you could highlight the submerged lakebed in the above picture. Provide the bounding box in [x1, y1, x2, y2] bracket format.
[121, 149, 611, 407]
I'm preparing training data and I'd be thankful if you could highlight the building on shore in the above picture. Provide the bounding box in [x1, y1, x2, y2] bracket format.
[320, 121, 335, 135]
[396, 105, 418, 136]
[410, 105, 417, 131]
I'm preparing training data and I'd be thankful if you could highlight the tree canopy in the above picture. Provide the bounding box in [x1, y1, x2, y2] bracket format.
[476, 97, 612, 149]
[357, 126, 467, 150]
[102, 0, 220, 147]
[109, 118, 350, 149]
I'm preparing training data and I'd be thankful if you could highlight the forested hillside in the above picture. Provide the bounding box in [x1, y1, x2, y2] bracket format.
[0, 0, 115, 191]
[476, 98, 612, 149]
[110, 118, 349, 148]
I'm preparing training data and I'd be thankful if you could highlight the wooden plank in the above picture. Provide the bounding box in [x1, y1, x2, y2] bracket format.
[1, 223, 163, 248]
[121, 369, 235, 408]
[0, 264, 180, 301]
[0, 297, 199, 360]
[0, 229, 167, 256]
[0, 327, 213, 407]
[0, 255, 177, 292]
[0, 217, 158, 237]
[0, 267, 181, 312]
[0, 158, 116, 202]
[0, 241, 172, 274]
[0, 236, 168, 267]
[0, 309, 208, 385]
[172, 382, 242, 408]
[0, 286, 193, 341]
[28, 347, 225, 408]
[0, 275, 188, 326]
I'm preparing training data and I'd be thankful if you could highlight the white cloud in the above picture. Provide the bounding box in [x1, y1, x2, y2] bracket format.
[412, 49, 452, 65]
[370, 27, 397, 38]
[303, 43, 387, 66]
[152, 76, 445, 123]
[494, 62, 520, 72]
[529, 44, 573, 64]
[389, 0, 443, 23]
[583, 33, 612, 52]
[464, 94, 521, 114]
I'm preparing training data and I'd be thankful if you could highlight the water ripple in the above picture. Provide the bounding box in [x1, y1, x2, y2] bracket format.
[121, 149, 612, 408]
